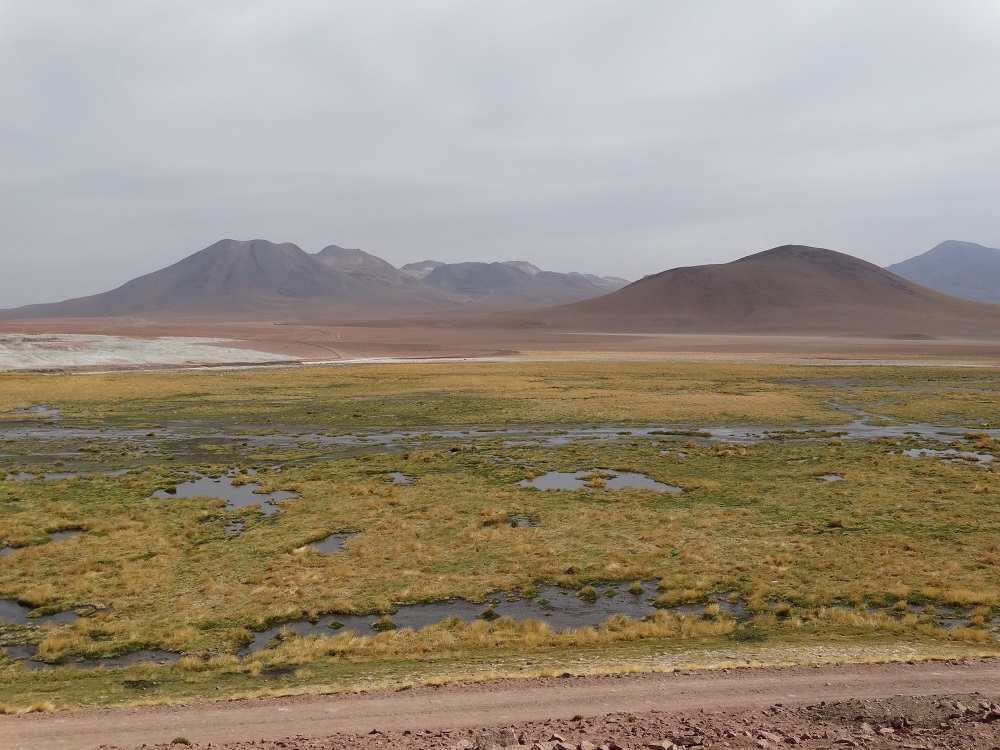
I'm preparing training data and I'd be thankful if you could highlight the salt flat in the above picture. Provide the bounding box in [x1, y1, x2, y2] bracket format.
[0, 334, 299, 371]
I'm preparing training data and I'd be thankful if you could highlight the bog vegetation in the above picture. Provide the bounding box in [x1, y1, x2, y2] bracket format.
[2, 361, 1000, 710]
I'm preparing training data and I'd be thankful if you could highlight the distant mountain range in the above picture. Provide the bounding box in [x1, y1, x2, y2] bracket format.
[0, 240, 629, 319]
[491, 245, 1000, 338]
[886, 240, 1000, 303]
[5, 239, 1000, 340]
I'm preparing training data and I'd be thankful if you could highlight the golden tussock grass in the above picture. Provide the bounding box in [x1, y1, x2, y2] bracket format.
[4, 362, 1000, 705]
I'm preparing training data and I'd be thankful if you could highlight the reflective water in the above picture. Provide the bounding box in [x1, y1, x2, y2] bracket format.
[0, 599, 79, 626]
[49, 530, 84, 542]
[10, 404, 62, 419]
[239, 581, 665, 654]
[900, 448, 995, 465]
[4, 470, 112, 481]
[520, 470, 682, 493]
[818, 474, 843, 482]
[152, 475, 299, 515]
[388, 472, 412, 484]
[6, 582, 997, 670]
[308, 532, 359, 554]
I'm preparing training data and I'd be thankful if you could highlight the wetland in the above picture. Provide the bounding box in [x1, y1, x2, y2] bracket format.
[4, 361, 1000, 710]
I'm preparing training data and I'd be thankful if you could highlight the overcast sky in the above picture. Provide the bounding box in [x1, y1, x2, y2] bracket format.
[2, 1, 999, 307]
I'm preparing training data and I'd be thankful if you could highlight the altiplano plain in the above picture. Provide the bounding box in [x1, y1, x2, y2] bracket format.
[4, 245, 1000, 749]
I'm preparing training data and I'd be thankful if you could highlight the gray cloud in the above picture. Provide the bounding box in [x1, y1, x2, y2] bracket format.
[2, 0, 999, 306]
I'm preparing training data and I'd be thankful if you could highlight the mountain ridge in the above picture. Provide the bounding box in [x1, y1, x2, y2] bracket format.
[0, 239, 628, 319]
[486, 244, 1000, 338]
[886, 240, 1000, 304]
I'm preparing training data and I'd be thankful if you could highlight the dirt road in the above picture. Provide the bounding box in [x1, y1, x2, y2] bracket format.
[4, 659, 1000, 749]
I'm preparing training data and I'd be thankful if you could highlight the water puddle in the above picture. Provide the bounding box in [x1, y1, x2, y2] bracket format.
[388, 472, 412, 484]
[1, 644, 181, 671]
[307, 533, 359, 554]
[152, 474, 299, 515]
[6, 583, 996, 669]
[4, 468, 132, 482]
[49, 529, 84, 543]
[520, 470, 682, 493]
[1, 529, 84, 554]
[899, 448, 995, 465]
[508, 515, 534, 528]
[10, 404, 62, 420]
[818, 474, 843, 482]
[0, 599, 79, 626]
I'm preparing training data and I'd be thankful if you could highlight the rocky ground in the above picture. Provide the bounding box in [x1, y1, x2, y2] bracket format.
[129, 694, 1000, 750]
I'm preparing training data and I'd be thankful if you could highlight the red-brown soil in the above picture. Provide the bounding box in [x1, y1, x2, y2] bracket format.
[3, 315, 1000, 367]
[4, 660, 1000, 749]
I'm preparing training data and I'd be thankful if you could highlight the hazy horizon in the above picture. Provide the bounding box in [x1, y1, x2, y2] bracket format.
[3, 1, 999, 307]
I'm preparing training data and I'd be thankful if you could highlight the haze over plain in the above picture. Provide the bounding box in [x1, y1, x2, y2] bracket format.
[2, 1, 1000, 308]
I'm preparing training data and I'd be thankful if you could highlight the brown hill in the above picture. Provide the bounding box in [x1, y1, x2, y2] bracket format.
[495, 245, 1000, 338]
[314, 245, 417, 287]
[0, 239, 627, 320]
[0, 239, 415, 319]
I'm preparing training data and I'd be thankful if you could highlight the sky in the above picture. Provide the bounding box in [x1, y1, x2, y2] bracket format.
[2, 1, 999, 308]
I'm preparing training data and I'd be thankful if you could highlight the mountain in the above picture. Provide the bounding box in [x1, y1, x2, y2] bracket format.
[420, 262, 627, 307]
[0, 239, 368, 318]
[0, 240, 626, 319]
[494, 245, 1000, 338]
[400, 260, 444, 279]
[886, 241, 1000, 303]
[314, 245, 416, 287]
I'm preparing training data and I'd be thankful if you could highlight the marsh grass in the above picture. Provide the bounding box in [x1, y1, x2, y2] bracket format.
[5, 432, 1000, 663]
[0, 362, 858, 427]
[4, 363, 1000, 707]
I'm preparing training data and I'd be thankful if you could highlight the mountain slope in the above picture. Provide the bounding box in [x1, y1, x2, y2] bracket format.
[886, 241, 1000, 303]
[314, 245, 416, 287]
[496, 245, 1000, 338]
[0, 240, 629, 319]
[0, 239, 394, 318]
[422, 262, 628, 308]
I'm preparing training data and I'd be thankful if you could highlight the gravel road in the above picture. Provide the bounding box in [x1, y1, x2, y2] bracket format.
[4, 659, 1000, 749]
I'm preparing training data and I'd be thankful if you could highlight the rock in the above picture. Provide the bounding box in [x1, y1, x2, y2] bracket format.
[474, 727, 519, 749]
[580, 742, 599, 750]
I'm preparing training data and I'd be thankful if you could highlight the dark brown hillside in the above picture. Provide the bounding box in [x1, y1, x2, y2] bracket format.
[495, 245, 1000, 338]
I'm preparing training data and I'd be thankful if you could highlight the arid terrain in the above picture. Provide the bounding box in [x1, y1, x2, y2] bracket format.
[4, 659, 1000, 749]
[3, 316, 1000, 372]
